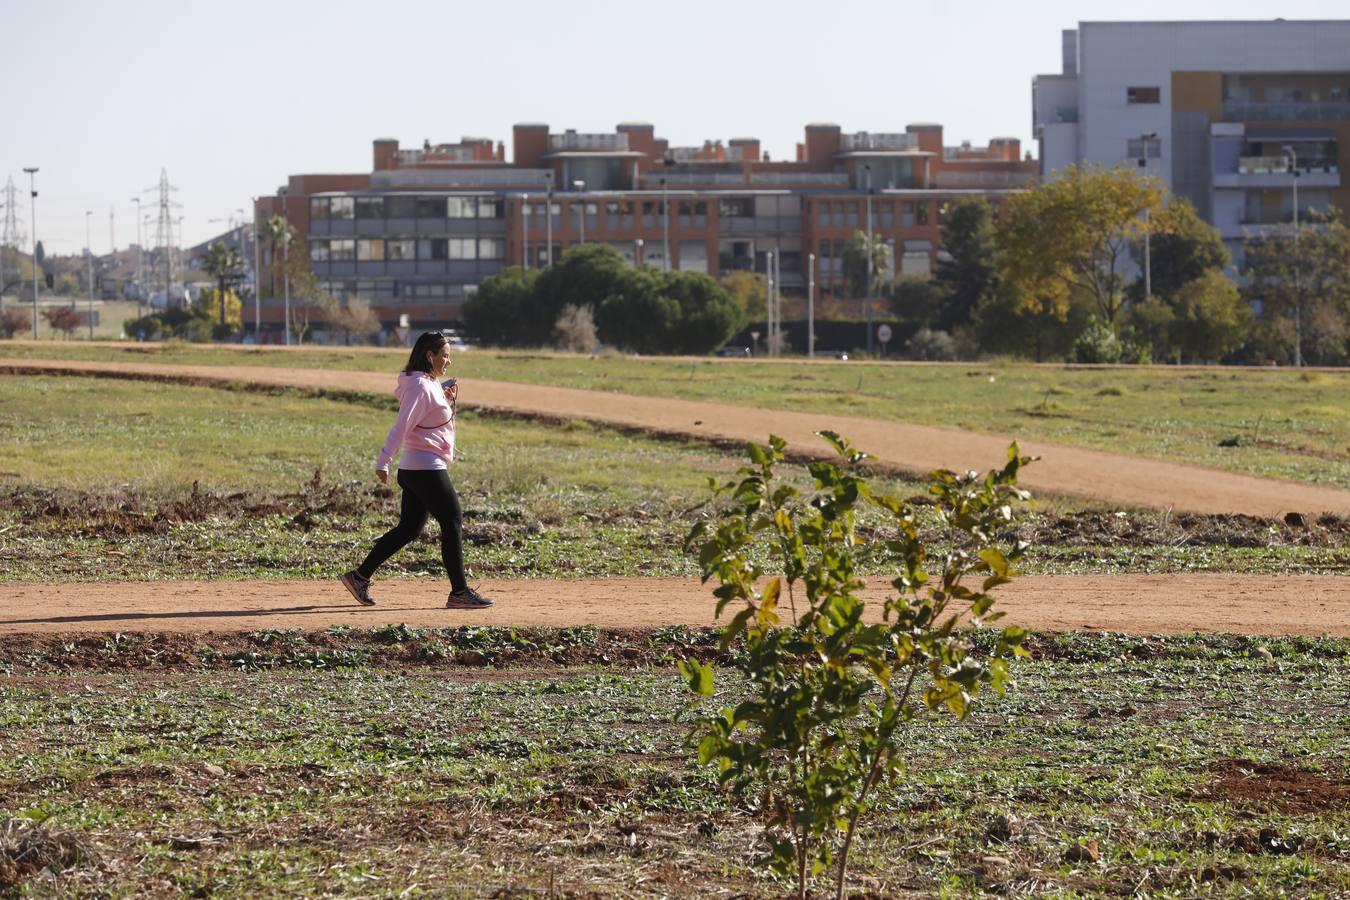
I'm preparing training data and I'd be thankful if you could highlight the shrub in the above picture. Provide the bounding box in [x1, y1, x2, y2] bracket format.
[553, 303, 598, 353]
[0, 307, 29, 339]
[683, 433, 1033, 899]
[1072, 319, 1123, 363]
[906, 327, 957, 361]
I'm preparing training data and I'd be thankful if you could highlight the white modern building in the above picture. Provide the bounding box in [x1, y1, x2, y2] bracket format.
[1033, 20, 1350, 265]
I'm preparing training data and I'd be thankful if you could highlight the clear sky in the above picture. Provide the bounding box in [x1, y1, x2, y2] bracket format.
[3, 0, 1347, 256]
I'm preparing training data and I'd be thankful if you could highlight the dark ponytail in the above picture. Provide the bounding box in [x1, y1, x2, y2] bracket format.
[403, 331, 448, 374]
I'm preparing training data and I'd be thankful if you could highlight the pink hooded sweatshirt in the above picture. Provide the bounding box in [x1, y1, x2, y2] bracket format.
[375, 371, 456, 472]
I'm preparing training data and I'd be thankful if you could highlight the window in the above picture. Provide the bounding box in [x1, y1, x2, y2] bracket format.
[477, 198, 501, 219]
[1126, 138, 1162, 160]
[387, 196, 416, 219]
[478, 238, 505, 260]
[418, 239, 448, 260]
[446, 197, 476, 219]
[416, 197, 447, 218]
[357, 239, 385, 261]
[447, 238, 476, 260]
[330, 239, 355, 261]
[1127, 86, 1160, 104]
[330, 197, 354, 220]
[355, 197, 384, 220]
[310, 198, 330, 220]
[387, 239, 415, 260]
[719, 197, 753, 218]
[309, 240, 329, 262]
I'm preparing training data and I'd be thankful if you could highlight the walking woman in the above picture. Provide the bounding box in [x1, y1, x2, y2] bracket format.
[340, 330, 493, 610]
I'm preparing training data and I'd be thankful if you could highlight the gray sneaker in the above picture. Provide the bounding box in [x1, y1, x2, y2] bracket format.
[446, 586, 494, 610]
[340, 571, 376, 606]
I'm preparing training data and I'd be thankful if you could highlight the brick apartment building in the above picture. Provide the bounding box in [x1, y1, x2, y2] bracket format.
[253, 121, 1037, 333]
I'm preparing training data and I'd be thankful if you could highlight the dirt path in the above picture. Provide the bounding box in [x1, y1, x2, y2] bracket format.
[2, 575, 1346, 636]
[5, 357, 1349, 517]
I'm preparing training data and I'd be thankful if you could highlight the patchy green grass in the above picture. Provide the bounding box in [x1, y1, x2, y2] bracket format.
[0, 630, 1346, 896]
[1, 376, 1345, 582]
[2, 343, 1348, 488]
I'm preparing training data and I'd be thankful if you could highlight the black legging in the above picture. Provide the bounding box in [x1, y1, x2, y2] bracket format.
[357, 469, 467, 591]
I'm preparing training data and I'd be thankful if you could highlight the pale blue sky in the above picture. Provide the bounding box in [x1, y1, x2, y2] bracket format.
[3, 0, 1347, 256]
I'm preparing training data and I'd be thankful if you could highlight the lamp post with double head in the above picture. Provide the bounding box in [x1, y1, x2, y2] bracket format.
[573, 179, 586, 244]
[1283, 144, 1302, 367]
[23, 167, 38, 338]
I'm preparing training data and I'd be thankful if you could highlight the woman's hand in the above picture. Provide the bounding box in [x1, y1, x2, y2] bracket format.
[443, 381, 459, 409]
[376, 469, 388, 485]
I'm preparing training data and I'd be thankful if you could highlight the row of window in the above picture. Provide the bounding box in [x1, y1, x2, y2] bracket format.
[311, 196, 503, 221]
[310, 237, 506, 262]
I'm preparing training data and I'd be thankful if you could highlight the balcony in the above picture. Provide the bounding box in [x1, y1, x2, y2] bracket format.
[842, 132, 918, 151]
[932, 170, 1037, 189]
[549, 132, 629, 151]
[1213, 157, 1340, 189]
[749, 172, 849, 187]
[1223, 101, 1350, 122]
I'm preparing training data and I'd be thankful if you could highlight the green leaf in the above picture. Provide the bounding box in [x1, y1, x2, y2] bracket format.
[678, 658, 715, 697]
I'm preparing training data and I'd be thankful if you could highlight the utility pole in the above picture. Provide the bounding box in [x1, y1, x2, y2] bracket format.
[130, 197, 143, 320]
[23, 167, 39, 339]
[807, 252, 816, 357]
[1, 177, 23, 299]
[281, 188, 291, 345]
[109, 207, 115, 254]
[251, 198, 261, 339]
[1284, 145, 1302, 367]
[148, 169, 180, 309]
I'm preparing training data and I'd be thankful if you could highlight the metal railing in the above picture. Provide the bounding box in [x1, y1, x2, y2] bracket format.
[932, 170, 1037, 188]
[1223, 101, 1350, 121]
[842, 132, 918, 151]
[548, 133, 629, 151]
[1236, 155, 1339, 175]
[750, 172, 849, 186]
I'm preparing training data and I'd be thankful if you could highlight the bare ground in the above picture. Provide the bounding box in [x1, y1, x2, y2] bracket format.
[4, 356, 1350, 516]
[2, 574, 1346, 636]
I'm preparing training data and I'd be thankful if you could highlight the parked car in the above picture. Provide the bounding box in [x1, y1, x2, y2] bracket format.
[715, 346, 752, 358]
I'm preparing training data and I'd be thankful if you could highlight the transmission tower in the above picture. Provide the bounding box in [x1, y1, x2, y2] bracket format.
[147, 169, 180, 306]
[1, 177, 24, 292]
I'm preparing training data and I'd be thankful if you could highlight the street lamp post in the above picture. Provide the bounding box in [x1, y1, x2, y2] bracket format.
[573, 180, 586, 244]
[807, 252, 816, 357]
[85, 210, 94, 339]
[23, 167, 38, 338]
[1138, 132, 1157, 304]
[1283, 144, 1302, 367]
[660, 176, 670, 273]
[634, 237, 643, 267]
[544, 172, 554, 267]
[864, 164, 874, 354]
[130, 197, 144, 321]
[521, 193, 529, 269]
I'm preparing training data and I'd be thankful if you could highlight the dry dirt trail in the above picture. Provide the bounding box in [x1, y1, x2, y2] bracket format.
[5, 356, 1350, 517]
[3, 575, 1347, 637]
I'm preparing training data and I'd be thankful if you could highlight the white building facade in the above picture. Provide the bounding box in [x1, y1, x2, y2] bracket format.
[1033, 20, 1350, 266]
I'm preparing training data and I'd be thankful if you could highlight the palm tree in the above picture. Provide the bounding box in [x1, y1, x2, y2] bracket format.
[261, 215, 293, 297]
[840, 230, 891, 301]
[202, 242, 243, 327]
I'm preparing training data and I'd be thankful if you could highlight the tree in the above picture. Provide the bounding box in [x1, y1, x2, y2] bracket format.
[840, 230, 890, 301]
[54, 273, 80, 296]
[720, 269, 767, 321]
[973, 286, 1096, 362]
[934, 198, 1000, 331]
[202, 242, 244, 328]
[998, 164, 1163, 327]
[531, 244, 632, 346]
[42, 305, 80, 339]
[329, 298, 382, 346]
[0, 307, 29, 338]
[461, 266, 540, 347]
[663, 270, 744, 354]
[596, 267, 680, 354]
[196, 287, 243, 339]
[553, 303, 598, 353]
[261, 215, 293, 298]
[1242, 209, 1350, 366]
[1130, 198, 1228, 302]
[887, 277, 944, 330]
[1168, 270, 1252, 362]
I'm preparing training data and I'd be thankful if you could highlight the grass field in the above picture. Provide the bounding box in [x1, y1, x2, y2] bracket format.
[1, 629, 1346, 896]
[1, 342, 1347, 488]
[1, 376, 1345, 581]
[2, 360, 1348, 897]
